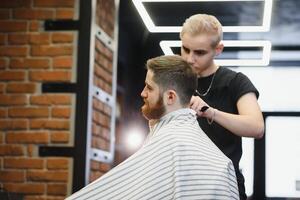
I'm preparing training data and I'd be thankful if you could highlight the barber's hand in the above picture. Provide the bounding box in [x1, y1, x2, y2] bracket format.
[190, 96, 210, 117]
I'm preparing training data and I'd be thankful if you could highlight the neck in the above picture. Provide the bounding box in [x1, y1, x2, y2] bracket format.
[198, 63, 219, 78]
[164, 103, 187, 116]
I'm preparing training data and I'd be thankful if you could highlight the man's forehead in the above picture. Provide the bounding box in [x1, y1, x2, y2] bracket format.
[145, 70, 156, 85]
[146, 69, 154, 78]
[181, 34, 213, 49]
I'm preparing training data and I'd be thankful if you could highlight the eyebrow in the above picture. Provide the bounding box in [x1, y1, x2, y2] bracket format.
[182, 45, 189, 50]
[182, 45, 206, 53]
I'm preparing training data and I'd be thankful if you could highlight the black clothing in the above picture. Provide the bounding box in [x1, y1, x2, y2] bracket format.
[197, 66, 259, 200]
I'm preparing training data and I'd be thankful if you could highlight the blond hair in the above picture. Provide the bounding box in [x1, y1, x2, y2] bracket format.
[180, 14, 223, 47]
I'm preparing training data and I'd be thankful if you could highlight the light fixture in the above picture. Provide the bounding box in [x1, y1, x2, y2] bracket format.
[159, 40, 272, 66]
[132, 0, 273, 33]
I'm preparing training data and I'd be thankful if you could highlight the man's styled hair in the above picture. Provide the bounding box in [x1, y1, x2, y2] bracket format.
[146, 55, 197, 106]
[180, 14, 223, 47]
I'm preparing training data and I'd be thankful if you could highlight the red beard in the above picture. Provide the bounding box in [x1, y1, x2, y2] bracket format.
[141, 96, 165, 120]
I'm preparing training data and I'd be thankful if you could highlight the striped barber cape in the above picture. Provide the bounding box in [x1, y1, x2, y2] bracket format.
[66, 108, 239, 200]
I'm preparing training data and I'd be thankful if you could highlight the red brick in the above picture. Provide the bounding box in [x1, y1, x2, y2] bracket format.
[0, 145, 24, 156]
[92, 137, 110, 151]
[90, 160, 106, 171]
[0, 109, 6, 118]
[0, 170, 25, 182]
[8, 107, 49, 118]
[4, 158, 44, 169]
[6, 83, 36, 93]
[0, 34, 7, 44]
[0, 71, 25, 81]
[8, 33, 29, 45]
[30, 21, 40, 32]
[0, 94, 27, 106]
[93, 98, 104, 112]
[6, 132, 49, 144]
[51, 107, 70, 118]
[3, 183, 45, 194]
[31, 45, 73, 56]
[0, 83, 4, 92]
[50, 131, 69, 143]
[0, 58, 8, 69]
[93, 110, 110, 127]
[0, 119, 28, 130]
[0, 131, 3, 143]
[104, 83, 112, 94]
[0, 46, 28, 56]
[92, 123, 100, 136]
[47, 183, 67, 195]
[47, 158, 69, 169]
[34, 0, 75, 7]
[27, 170, 68, 182]
[10, 59, 25, 68]
[10, 58, 50, 69]
[89, 171, 104, 182]
[53, 57, 72, 69]
[0, 21, 27, 32]
[93, 125, 110, 141]
[52, 32, 73, 43]
[29, 71, 71, 82]
[30, 120, 69, 130]
[0, 83, 5, 93]
[103, 104, 111, 116]
[95, 38, 113, 60]
[0, 10, 10, 19]
[93, 77, 104, 90]
[90, 160, 111, 172]
[30, 95, 71, 105]
[30, 33, 50, 44]
[13, 9, 54, 20]
[95, 51, 113, 73]
[23, 196, 48, 200]
[56, 9, 74, 19]
[94, 63, 112, 83]
[0, 0, 31, 8]
[27, 144, 37, 157]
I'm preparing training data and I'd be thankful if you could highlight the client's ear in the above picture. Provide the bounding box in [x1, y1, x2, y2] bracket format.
[165, 90, 177, 105]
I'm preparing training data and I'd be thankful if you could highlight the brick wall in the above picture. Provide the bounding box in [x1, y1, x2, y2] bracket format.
[0, 0, 77, 199]
[89, 0, 115, 183]
[0, 0, 118, 198]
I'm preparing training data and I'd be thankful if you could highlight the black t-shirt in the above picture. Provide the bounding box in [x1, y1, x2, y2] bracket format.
[197, 66, 259, 199]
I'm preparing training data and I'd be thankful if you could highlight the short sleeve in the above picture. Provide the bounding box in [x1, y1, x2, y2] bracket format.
[230, 72, 259, 103]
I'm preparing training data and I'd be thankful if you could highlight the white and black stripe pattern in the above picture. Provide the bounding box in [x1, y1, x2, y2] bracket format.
[66, 108, 239, 200]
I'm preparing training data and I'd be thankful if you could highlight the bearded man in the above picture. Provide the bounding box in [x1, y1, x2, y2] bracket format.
[66, 55, 239, 200]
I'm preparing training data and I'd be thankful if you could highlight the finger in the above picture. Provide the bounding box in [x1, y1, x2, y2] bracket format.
[190, 96, 197, 106]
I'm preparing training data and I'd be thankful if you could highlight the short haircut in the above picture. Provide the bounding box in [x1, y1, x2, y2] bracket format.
[180, 14, 223, 47]
[146, 55, 197, 106]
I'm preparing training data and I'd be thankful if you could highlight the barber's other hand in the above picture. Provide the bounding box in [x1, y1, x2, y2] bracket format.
[190, 96, 210, 117]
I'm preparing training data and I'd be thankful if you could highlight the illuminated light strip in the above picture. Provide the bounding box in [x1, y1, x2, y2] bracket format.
[268, 51, 300, 61]
[132, 0, 273, 32]
[159, 40, 272, 66]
